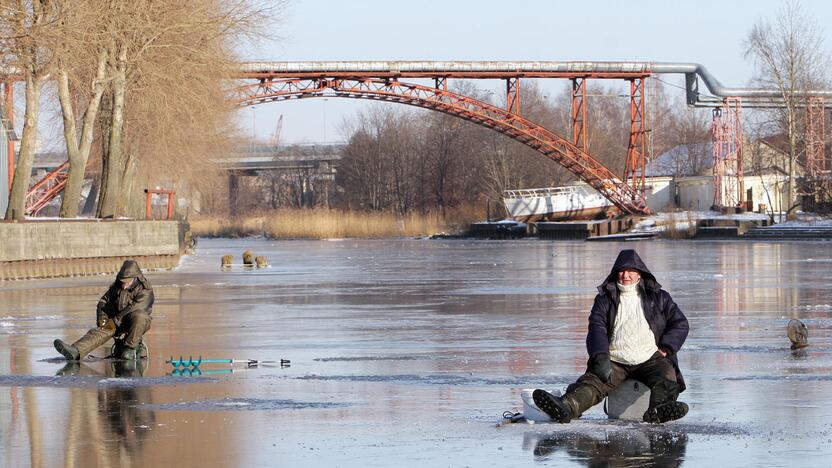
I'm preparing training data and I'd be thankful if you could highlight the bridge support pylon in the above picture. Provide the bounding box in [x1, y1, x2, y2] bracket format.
[806, 97, 830, 203]
[571, 78, 587, 150]
[624, 78, 647, 197]
[711, 97, 745, 210]
[506, 78, 521, 115]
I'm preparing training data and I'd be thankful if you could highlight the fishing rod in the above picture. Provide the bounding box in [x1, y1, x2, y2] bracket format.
[166, 356, 291, 369]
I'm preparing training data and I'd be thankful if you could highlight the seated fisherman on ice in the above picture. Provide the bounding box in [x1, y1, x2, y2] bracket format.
[534, 249, 690, 424]
[54, 260, 153, 361]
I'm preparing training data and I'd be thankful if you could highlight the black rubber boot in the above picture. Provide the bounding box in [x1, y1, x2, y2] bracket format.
[533, 389, 573, 423]
[54, 339, 80, 361]
[533, 386, 599, 424]
[643, 379, 687, 423]
[643, 401, 689, 423]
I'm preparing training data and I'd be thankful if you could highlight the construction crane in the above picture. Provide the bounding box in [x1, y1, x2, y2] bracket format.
[271, 114, 283, 147]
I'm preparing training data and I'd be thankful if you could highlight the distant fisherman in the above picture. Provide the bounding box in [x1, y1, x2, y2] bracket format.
[54, 260, 154, 361]
[534, 249, 690, 424]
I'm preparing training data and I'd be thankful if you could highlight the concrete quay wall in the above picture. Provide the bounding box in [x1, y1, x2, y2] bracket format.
[0, 220, 182, 280]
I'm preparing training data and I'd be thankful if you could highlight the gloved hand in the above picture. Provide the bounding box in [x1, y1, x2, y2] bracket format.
[588, 353, 612, 383]
[98, 317, 115, 330]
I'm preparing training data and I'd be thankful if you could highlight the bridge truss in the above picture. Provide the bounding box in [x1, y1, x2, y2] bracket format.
[712, 98, 744, 209]
[806, 97, 830, 200]
[235, 75, 653, 216]
[25, 161, 68, 216]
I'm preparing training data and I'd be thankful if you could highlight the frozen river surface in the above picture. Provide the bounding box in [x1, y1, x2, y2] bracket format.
[1, 238, 832, 467]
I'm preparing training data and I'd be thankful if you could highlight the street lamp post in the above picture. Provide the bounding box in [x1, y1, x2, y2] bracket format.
[248, 106, 257, 154]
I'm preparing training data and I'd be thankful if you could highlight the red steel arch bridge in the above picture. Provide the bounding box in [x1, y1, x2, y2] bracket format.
[234, 61, 832, 217]
[234, 62, 656, 216]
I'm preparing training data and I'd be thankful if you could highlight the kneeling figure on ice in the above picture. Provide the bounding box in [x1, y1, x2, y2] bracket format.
[534, 249, 689, 424]
[54, 260, 153, 361]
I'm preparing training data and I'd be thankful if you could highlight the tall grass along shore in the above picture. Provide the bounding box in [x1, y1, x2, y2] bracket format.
[190, 208, 484, 239]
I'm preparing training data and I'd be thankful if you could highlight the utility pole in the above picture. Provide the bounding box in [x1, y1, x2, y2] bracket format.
[323, 98, 328, 143]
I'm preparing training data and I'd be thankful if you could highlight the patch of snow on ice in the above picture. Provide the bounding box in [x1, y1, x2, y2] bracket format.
[0, 315, 61, 321]
[217, 401, 252, 407]
[99, 378, 133, 384]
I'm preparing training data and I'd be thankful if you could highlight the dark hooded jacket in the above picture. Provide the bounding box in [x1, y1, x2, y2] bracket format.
[96, 260, 155, 326]
[586, 249, 689, 391]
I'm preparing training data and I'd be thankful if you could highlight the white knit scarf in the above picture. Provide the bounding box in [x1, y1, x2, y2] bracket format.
[608, 280, 658, 365]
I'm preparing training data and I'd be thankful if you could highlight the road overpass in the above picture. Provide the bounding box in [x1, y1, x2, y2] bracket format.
[216, 143, 342, 174]
[218, 143, 343, 213]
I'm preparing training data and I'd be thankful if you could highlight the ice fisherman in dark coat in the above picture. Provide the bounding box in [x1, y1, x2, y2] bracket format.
[54, 260, 154, 361]
[534, 249, 690, 424]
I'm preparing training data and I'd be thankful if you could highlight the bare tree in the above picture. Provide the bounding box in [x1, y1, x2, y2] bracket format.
[55, 0, 108, 217]
[423, 112, 470, 216]
[94, 0, 279, 218]
[339, 107, 389, 210]
[0, 0, 59, 219]
[744, 0, 831, 215]
[666, 98, 712, 176]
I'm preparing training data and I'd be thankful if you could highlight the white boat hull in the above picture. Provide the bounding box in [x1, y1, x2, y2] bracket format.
[503, 183, 615, 221]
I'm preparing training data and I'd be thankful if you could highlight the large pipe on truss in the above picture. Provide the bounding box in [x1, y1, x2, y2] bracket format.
[240, 61, 832, 107]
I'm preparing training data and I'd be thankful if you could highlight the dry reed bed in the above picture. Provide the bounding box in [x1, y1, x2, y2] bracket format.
[655, 211, 697, 239]
[190, 208, 482, 239]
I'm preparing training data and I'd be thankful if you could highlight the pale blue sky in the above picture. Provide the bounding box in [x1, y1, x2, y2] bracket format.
[239, 0, 831, 145]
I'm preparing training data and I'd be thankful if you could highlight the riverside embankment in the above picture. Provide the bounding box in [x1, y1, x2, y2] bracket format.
[0, 219, 186, 280]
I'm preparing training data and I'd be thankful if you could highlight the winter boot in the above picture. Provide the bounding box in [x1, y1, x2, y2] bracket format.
[643, 379, 687, 424]
[533, 386, 598, 423]
[643, 401, 689, 424]
[54, 339, 80, 361]
[55, 327, 114, 361]
[565, 385, 599, 419]
[533, 389, 572, 423]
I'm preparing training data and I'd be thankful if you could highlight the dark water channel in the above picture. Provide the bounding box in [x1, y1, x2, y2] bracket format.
[1, 238, 831, 467]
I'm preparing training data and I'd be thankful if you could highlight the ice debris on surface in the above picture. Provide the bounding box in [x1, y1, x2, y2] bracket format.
[313, 355, 427, 362]
[0, 375, 215, 388]
[149, 397, 350, 411]
[296, 374, 571, 386]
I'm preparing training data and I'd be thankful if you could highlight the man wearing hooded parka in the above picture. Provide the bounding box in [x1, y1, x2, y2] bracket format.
[54, 260, 154, 361]
[534, 249, 690, 424]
